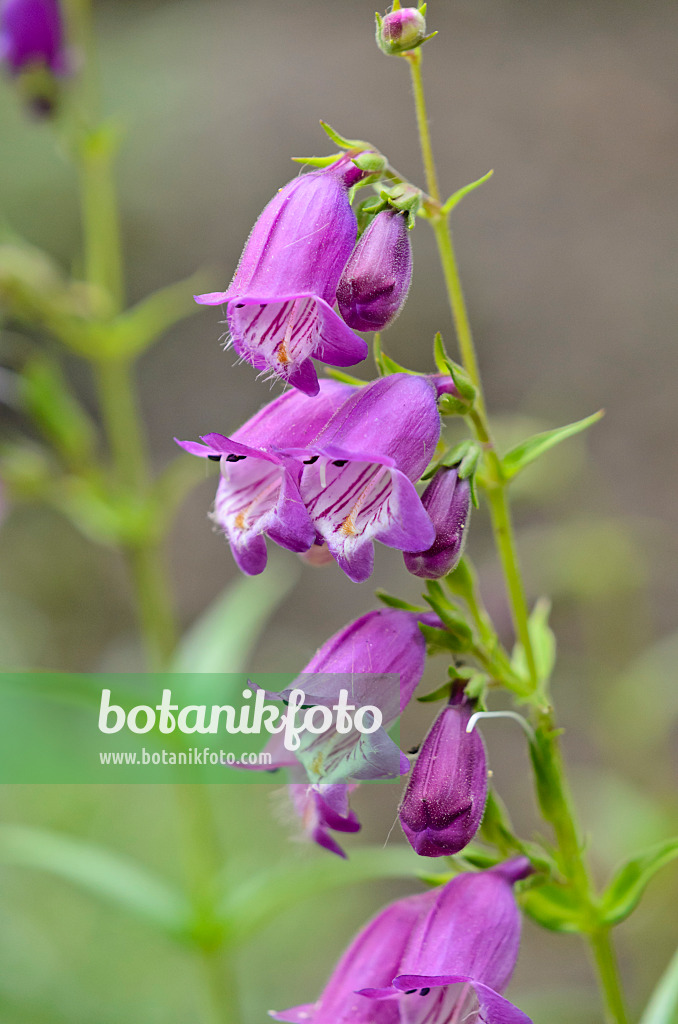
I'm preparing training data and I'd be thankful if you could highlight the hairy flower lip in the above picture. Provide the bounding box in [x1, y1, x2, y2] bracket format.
[195, 158, 370, 394]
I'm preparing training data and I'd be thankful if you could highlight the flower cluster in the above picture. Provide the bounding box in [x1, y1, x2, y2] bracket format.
[177, 373, 444, 583]
[194, 155, 415, 394]
[182, 131, 535, 1023]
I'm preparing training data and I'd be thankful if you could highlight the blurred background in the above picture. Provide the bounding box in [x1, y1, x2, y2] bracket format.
[0, 0, 677, 1021]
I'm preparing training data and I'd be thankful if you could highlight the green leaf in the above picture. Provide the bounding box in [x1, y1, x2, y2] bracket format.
[442, 170, 494, 216]
[102, 273, 208, 359]
[221, 846, 422, 943]
[639, 946, 678, 1024]
[600, 838, 678, 926]
[513, 597, 556, 684]
[18, 356, 98, 466]
[521, 882, 586, 933]
[374, 589, 424, 611]
[0, 825, 189, 937]
[501, 410, 604, 481]
[171, 553, 299, 674]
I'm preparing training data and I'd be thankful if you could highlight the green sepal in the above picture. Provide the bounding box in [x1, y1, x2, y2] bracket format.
[291, 154, 342, 168]
[319, 120, 370, 151]
[481, 791, 555, 875]
[322, 368, 368, 387]
[529, 722, 568, 824]
[416, 679, 454, 703]
[353, 151, 388, 174]
[438, 394, 470, 417]
[372, 335, 418, 377]
[374, 589, 425, 612]
[419, 622, 470, 656]
[511, 598, 556, 684]
[600, 838, 678, 927]
[501, 410, 604, 481]
[461, 670, 490, 702]
[18, 355, 98, 467]
[442, 170, 494, 216]
[433, 333, 476, 402]
[379, 183, 422, 228]
[423, 582, 474, 651]
[521, 883, 587, 933]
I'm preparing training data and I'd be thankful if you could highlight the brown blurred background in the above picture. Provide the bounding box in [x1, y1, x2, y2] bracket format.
[0, 1, 677, 1021]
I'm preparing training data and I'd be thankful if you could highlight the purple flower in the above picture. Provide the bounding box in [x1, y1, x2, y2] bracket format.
[259, 608, 436, 782]
[175, 380, 354, 575]
[295, 374, 440, 582]
[273, 859, 534, 1024]
[194, 156, 369, 396]
[337, 209, 412, 332]
[288, 783, 361, 859]
[271, 890, 433, 1023]
[251, 607, 437, 856]
[376, 7, 427, 56]
[399, 690, 487, 857]
[0, 0, 68, 75]
[404, 466, 471, 579]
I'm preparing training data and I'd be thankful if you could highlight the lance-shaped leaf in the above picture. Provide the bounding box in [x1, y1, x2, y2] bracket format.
[502, 410, 604, 481]
[442, 169, 494, 215]
[0, 824, 189, 937]
[600, 838, 678, 926]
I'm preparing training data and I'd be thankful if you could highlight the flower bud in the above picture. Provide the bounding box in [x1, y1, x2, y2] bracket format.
[399, 691, 487, 857]
[403, 466, 471, 579]
[336, 209, 412, 333]
[0, 0, 68, 75]
[376, 7, 427, 56]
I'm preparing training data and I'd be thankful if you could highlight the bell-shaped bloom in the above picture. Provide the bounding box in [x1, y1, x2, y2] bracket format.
[273, 859, 534, 1024]
[0, 0, 68, 75]
[337, 209, 412, 332]
[255, 608, 438, 784]
[399, 691, 487, 857]
[288, 783, 361, 859]
[403, 466, 471, 580]
[175, 380, 354, 575]
[294, 374, 440, 582]
[360, 859, 534, 1024]
[271, 889, 434, 1023]
[194, 156, 369, 396]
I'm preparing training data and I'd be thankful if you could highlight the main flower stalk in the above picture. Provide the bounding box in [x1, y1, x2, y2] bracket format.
[404, 42, 629, 1024]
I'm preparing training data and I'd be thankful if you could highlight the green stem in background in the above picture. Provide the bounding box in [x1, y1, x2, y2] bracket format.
[66, 0, 178, 670]
[405, 44, 629, 1024]
[173, 785, 241, 1024]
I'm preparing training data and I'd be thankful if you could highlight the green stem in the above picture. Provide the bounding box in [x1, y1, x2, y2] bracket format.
[589, 928, 631, 1024]
[173, 784, 241, 1024]
[406, 45, 629, 1024]
[405, 48, 441, 203]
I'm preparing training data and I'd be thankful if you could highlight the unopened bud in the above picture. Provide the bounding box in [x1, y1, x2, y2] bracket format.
[404, 466, 471, 579]
[399, 690, 487, 857]
[376, 7, 427, 56]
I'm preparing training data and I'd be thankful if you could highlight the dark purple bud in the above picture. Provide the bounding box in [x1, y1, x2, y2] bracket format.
[336, 209, 412, 333]
[403, 466, 471, 580]
[0, 0, 69, 76]
[399, 691, 487, 857]
[376, 6, 427, 56]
